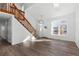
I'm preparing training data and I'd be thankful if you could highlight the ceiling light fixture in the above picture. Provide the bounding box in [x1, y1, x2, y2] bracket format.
[53, 3, 59, 7]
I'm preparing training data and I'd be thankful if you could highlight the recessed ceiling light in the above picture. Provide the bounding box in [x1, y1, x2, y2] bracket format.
[53, 3, 59, 7]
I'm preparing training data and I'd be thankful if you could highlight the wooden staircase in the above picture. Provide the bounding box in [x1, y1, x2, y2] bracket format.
[0, 3, 36, 36]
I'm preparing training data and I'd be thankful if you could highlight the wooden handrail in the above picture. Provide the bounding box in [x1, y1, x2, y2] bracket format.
[12, 3, 36, 33]
[0, 3, 36, 36]
[10, 6, 25, 14]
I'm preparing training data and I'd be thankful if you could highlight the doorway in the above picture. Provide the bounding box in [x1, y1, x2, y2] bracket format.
[0, 19, 8, 40]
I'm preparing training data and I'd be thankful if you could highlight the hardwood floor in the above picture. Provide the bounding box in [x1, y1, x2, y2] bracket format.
[0, 39, 79, 56]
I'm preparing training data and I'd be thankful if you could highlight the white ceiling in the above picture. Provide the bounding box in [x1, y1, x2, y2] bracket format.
[23, 3, 35, 9]
[26, 3, 76, 21]
[0, 3, 77, 21]
[16, 3, 35, 10]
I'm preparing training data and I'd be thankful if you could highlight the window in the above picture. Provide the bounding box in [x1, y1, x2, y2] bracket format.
[51, 20, 67, 35]
[60, 25, 67, 35]
[53, 27, 58, 34]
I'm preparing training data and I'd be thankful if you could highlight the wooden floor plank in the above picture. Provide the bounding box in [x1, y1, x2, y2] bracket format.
[0, 39, 79, 56]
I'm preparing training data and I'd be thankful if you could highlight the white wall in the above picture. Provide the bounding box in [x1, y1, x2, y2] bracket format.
[36, 13, 75, 41]
[7, 17, 12, 43]
[75, 4, 79, 48]
[35, 13, 75, 42]
[41, 13, 75, 42]
[26, 3, 76, 41]
[11, 16, 33, 45]
[25, 10, 37, 30]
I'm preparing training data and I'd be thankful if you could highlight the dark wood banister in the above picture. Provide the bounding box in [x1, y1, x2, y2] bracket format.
[12, 4, 36, 35]
[10, 6, 25, 14]
[0, 3, 36, 36]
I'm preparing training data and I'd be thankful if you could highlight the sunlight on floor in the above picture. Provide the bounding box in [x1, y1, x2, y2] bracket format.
[32, 39, 52, 42]
[22, 35, 52, 47]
